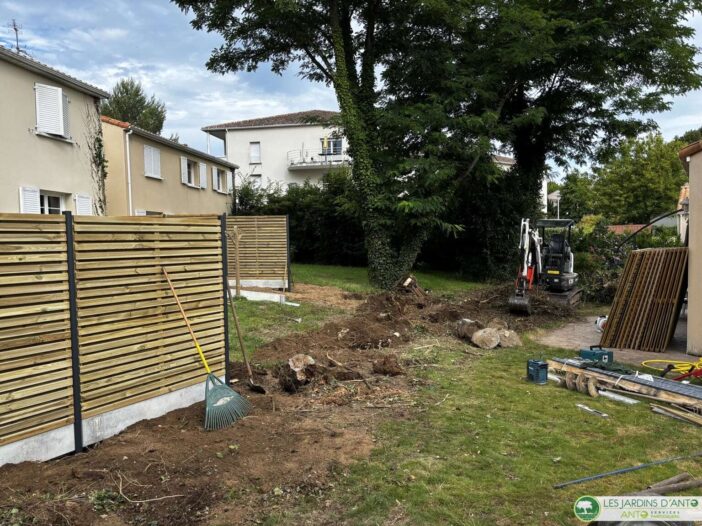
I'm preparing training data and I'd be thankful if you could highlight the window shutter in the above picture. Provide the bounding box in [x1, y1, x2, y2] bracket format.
[62, 93, 70, 139]
[180, 156, 188, 184]
[74, 194, 93, 215]
[35, 83, 64, 136]
[19, 186, 40, 214]
[211, 166, 218, 191]
[226, 171, 234, 194]
[153, 148, 161, 177]
[199, 162, 207, 189]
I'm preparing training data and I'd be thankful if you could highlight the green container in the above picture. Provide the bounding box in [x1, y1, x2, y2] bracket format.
[579, 348, 613, 364]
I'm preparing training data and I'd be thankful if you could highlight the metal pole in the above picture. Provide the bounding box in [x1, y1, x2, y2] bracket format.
[63, 211, 83, 453]
[220, 213, 230, 385]
[286, 214, 292, 292]
[557, 197, 560, 220]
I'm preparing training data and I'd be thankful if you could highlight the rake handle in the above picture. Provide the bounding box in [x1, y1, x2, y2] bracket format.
[227, 286, 254, 379]
[162, 267, 211, 374]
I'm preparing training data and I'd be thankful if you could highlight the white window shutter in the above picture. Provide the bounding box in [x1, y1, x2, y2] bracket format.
[153, 148, 161, 177]
[74, 194, 93, 215]
[19, 187, 40, 214]
[180, 156, 188, 184]
[35, 83, 64, 136]
[199, 162, 207, 189]
[62, 93, 70, 139]
[211, 166, 218, 191]
[226, 171, 234, 194]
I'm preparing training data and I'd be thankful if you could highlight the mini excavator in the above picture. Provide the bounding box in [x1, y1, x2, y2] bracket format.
[508, 218, 582, 314]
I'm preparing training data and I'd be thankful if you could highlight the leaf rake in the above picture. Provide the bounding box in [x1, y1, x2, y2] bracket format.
[163, 267, 251, 430]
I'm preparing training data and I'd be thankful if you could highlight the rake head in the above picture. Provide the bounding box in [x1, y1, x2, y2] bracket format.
[204, 374, 252, 431]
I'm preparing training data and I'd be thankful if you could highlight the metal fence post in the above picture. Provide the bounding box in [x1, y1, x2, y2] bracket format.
[221, 213, 231, 384]
[63, 211, 83, 453]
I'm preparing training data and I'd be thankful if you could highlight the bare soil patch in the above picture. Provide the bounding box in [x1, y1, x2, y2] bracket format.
[285, 283, 366, 311]
[0, 281, 567, 525]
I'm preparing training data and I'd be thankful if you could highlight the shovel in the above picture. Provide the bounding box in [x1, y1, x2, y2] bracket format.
[227, 286, 266, 394]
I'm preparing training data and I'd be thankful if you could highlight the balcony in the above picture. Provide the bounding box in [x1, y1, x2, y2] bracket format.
[287, 148, 351, 171]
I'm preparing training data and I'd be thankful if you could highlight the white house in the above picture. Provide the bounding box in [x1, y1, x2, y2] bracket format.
[203, 110, 348, 189]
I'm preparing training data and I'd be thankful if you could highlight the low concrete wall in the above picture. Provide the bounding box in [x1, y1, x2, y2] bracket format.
[235, 279, 288, 289]
[0, 378, 214, 467]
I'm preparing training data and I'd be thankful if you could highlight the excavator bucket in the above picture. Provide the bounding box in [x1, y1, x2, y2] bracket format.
[508, 294, 531, 315]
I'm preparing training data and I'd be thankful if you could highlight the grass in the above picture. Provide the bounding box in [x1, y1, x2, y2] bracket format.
[261, 336, 702, 525]
[292, 263, 485, 294]
[228, 297, 341, 357]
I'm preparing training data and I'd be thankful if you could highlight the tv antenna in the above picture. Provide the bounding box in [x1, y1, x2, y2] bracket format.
[7, 19, 27, 55]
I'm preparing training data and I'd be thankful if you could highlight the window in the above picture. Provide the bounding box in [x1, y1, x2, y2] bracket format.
[288, 182, 299, 189]
[19, 187, 70, 215]
[249, 142, 261, 164]
[321, 137, 342, 155]
[212, 167, 226, 193]
[35, 83, 70, 139]
[144, 145, 161, 179]
[250, 174, 262, 188]
[180, 157, 198, 187]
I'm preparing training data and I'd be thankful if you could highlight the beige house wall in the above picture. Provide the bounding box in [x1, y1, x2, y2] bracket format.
[102, 122, 233, 215]
[688, 154, 702, 355]
[0, 60, 100, 213]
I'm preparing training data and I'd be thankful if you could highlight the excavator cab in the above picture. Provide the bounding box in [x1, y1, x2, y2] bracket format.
[536, 219, 578, 294]
[509, 218, 582, 314]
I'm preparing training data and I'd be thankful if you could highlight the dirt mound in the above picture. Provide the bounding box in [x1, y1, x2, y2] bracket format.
[285, 283, 366, 311]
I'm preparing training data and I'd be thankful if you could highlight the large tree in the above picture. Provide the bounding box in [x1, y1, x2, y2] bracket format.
[174, 0, 702, 286]
[593, 133, 687, 224]
[558, 171, 596, 223]
[101, 78, 167, 134]
[173, 1, 493, 288]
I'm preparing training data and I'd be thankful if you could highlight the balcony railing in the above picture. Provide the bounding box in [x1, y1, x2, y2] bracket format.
[287, 148, 351, 170]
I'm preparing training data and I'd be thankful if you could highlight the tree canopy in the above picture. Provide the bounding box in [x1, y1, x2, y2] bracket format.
[101, 78, 167, 134]
[174, 0, 702, 285]
[593, 133, 687, 224]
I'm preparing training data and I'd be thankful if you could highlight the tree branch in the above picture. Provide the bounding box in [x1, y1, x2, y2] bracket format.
[302, 47, 334, 82]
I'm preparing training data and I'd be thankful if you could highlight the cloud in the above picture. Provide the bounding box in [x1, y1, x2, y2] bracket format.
[0, 0, 339, 152]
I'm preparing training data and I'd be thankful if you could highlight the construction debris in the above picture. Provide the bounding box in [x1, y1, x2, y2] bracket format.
[598, 390, 639, 405]
[554, 451, 702, 489]
[471, 328, 501, 349]
[277, 354, 317, 392]
[576, 403, 608, 418]
[497, 329, 522, 348]
[600, 247, 688, 353]
[487, 317, 509, 330]
[454, 318, 484, 340]
[372, 355, 405, 376]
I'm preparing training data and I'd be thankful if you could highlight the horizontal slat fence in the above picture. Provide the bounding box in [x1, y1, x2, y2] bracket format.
[73, 215, 225, 418]
[0, 213, 226, 449]
[0, 214, 73, 446]
[226, 216, 289, 283]
[601, 247, 688, 352]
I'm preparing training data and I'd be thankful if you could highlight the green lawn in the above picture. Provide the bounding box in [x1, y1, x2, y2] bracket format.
[292, 263, 484, 294]
[228, 298, 340, 358]
[262, 337, 702, 525]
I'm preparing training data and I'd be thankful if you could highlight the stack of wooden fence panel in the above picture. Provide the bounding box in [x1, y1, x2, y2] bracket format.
[601, 247, 688, 352]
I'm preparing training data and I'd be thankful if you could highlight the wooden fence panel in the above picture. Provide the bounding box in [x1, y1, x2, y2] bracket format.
[600, 247, 688, 352]
[0, 214, 73, 446]
[226, 216, 289, 283]
[73, 215, 225, 418]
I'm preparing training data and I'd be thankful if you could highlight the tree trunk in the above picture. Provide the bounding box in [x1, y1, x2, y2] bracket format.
[329, 1, 422, 289]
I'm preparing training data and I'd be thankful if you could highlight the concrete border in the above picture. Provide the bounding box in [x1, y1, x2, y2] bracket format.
[0, 378, 212, 467]
[234, 279, 288, 289]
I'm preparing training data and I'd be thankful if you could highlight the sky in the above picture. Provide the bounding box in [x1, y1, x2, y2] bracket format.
[1, 1, 702, 159]
[0, 0, 338, 155]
